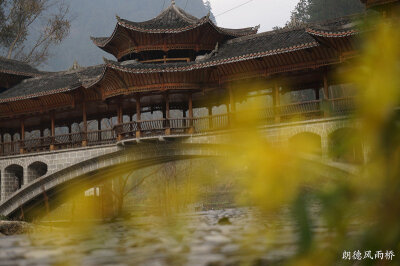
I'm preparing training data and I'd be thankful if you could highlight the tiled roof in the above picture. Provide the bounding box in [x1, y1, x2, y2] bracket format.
[0, 16, 360, 103]
[91, 2, 258, 48]
[306, 16, 360, 37]
[0, 65, 103, 103]
[0, 57, 42, 77]
[120, 3, 200, 30]
[99, 28, 319, 74]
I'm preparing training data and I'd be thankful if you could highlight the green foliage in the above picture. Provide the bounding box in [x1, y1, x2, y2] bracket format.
[0, 215, 9, 221]
[288, 0, 365, 25]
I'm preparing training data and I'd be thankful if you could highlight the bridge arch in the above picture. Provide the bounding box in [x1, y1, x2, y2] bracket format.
[0, 143, 223, 219]
[289, 132, 322, 156]
[0, 140, 357, 220]
[3, 164, 24, 200]
[328, 127, 364, 164]
[27, 161, 48, 183]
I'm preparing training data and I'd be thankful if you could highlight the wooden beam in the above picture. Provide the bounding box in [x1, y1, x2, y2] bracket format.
[117, 104, 123, 124]
[315, 88, 320, 100]
[164, 93, 171, 135]
[20, 119, 25, 154]
[165, 93, 170, 119]
[188, 93, 193, 119]
[135, 95, 141, 121]
[208, 106, 213, 129]
[273, 82, 281, 123]
[188, 93, 194, 133]
[323, 71, 330, 100]
[135, 95, 141, 138]
[82, 102, 88, 146]
[228, 87, 236, 112]
[273, 82, 281, 107]
[50, 112, 55, 151]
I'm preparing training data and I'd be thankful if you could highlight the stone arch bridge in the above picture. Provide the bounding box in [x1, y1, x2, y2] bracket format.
[0, 116, 360, 219]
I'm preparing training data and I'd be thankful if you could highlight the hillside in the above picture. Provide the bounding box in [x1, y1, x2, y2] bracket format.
[42, 0, 213, 71]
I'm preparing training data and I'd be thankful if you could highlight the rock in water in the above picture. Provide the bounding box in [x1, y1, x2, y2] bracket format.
[0, 221, 32, 235]
[217, 217, 232, 225]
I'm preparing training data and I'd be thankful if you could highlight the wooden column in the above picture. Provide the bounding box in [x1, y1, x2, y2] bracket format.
[273, 82, 281, 123]
[39, 128, 43, 151]
[323, 71, 330, 100]
[50, 113, 55, 151]
[68, 123, 72, 144]
[20, 119, 25, 154]
[164, 93, 171, 135]
[117, 105, 123, 124]
[136, 96, 141, 138]
[323, 71, 330, 117]
[188, 93, 194, 134]
[315, 88, 320, 100]
[229, 87, 236, 112]
[208, 106, 213, 130]
[97, 119, 102, 142]
[117, 104, 123, 141]
[82, 102, 88, 146]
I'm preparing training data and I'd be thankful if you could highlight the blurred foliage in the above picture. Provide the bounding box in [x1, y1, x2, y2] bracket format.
[24, 13, 400, 266]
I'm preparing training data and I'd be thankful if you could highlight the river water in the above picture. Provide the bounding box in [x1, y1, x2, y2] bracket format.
[0, 208, 313, 266]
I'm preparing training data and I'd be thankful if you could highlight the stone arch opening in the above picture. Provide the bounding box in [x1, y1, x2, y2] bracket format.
[289, 132, 322, 156]
[4, 164, 24, 198]
[329, 127, 363, 164]
[27, 161, 48, 183]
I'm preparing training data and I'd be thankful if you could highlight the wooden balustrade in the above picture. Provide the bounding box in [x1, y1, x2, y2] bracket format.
[0, 98, 357, 157]
[279, 100, 322, 121]
[328, 97, 356, 116]
[24, 136, 52, 153]
[0, 141, 20, 156]
[87, 129, 117, 146]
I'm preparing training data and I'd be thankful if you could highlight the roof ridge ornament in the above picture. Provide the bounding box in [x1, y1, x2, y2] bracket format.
[171, 0, 175, 5]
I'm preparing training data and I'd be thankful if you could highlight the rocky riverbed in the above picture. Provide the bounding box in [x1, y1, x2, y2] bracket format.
[0, 208, 308, 266]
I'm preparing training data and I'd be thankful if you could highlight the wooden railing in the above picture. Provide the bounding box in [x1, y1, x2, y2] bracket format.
[87, 129, 116, 146]
[0, 141, 21, 156]
[329, 97, 356, 116]
[0, 98, 356, 157]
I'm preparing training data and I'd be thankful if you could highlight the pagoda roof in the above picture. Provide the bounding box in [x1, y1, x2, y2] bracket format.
[95, 17, 357, 75]
[0, 56, 42, 77]
[90, 2, 258, 49]
[0, 65, 103, 103]
[0, 16, 359, 103]
[99, 29, 317, 74]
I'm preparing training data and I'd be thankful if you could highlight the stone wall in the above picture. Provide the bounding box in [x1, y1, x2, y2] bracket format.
[0, 145, 118, 202]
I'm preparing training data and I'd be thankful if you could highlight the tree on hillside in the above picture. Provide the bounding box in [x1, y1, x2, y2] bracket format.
[0, 0, 72, 66]
[277, 0, 365, 29]
[307, 0, 365, 22]
[204, 0, 217, 23]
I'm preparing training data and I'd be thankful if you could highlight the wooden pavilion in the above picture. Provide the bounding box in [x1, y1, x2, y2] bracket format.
[0, 0, 395, 156]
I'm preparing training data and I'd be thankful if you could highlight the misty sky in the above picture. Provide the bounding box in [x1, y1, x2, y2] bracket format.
[40, 0, 300, 71]
[207, 0, 299, 32]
